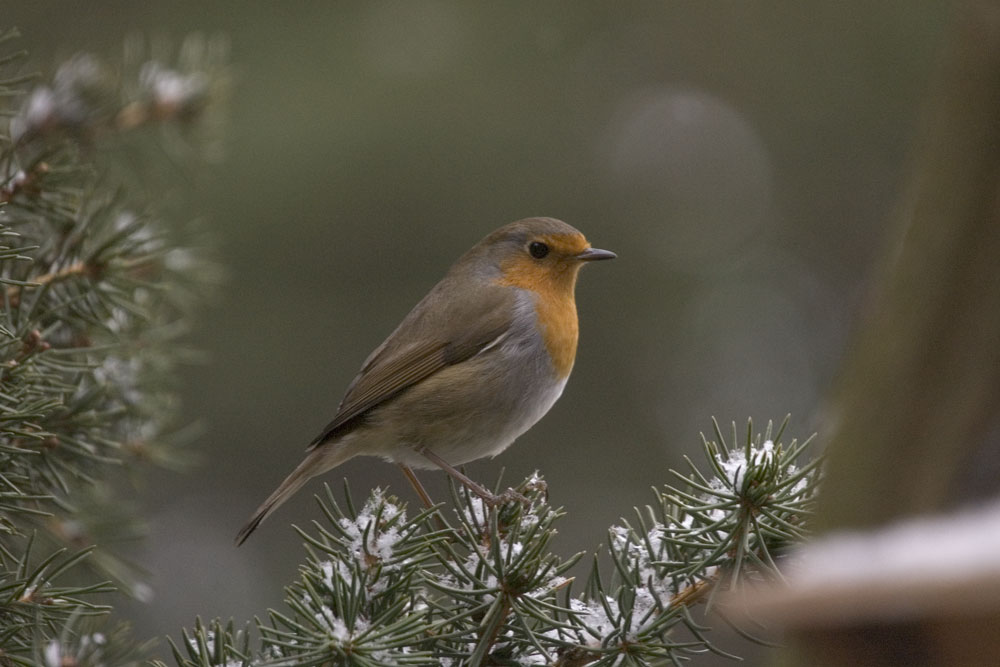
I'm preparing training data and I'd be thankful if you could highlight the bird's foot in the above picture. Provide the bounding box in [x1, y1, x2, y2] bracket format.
[482, 487, 531, 507]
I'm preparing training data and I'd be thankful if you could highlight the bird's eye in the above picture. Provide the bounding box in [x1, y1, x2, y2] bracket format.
[528, 241, 549, 259]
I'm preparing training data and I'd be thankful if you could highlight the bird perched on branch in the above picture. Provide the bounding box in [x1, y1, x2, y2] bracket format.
[237, 217, 614, 544]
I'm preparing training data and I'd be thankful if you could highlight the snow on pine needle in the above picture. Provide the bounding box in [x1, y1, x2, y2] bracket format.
[174, 420, 820, 666]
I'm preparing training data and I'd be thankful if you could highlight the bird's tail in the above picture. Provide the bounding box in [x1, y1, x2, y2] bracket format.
[236, 443, 354, 545]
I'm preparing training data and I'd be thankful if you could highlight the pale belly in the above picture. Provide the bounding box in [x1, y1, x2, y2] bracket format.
[355, 327, 571, 468]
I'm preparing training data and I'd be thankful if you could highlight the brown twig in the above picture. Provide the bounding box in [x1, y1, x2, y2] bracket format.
[669, 575, 715, 608]
[0, 161, 49, 204]
[115, 97, 204, 131]
[5, 260, 94, 307]
[6, 255, 156, 308]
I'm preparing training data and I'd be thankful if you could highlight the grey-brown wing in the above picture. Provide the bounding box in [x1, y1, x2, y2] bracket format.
[307, 282, 516, 448]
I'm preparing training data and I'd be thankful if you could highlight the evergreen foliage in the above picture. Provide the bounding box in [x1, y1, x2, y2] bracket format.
[166, 419, 819, 666]
[0, 29, 227, 665]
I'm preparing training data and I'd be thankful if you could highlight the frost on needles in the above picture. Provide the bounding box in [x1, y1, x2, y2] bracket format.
[171, 417, 820, 667]
[0, 29, 228, 666]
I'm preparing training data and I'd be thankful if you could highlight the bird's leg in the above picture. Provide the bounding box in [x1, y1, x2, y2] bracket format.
[416, 446, 530, 507]
[397, 463, 435, 509]
[397, 463, 450, 533]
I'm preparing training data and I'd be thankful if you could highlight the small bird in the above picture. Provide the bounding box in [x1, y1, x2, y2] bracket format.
[236, 217, 614, 544]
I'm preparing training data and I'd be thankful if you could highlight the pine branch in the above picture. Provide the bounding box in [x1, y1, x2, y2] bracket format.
[0, 29, 227, 666]
[170, 418, 820, 667]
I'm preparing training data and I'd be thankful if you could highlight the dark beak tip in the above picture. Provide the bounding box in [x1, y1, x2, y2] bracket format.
[578, 247, 617, 262]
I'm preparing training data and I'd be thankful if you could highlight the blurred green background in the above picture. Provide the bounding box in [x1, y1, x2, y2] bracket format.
[7, 1, 950, 662]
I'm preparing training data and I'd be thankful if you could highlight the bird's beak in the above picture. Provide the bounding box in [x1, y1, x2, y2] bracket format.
[576, 247, 617, 262]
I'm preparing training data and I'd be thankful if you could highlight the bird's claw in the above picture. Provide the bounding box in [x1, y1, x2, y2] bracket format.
[481, 487, 531, 507]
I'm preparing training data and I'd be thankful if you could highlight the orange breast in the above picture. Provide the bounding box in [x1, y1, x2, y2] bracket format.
[497, 255, 581, 379]
[532, 287, 578, 378]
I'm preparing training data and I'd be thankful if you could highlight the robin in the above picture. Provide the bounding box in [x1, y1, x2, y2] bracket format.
[236, 217, 614, 544]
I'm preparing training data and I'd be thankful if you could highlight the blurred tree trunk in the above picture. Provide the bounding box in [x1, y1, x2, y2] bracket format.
[818, 0, 1000, 532]
[786, 1, 1000, 664]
